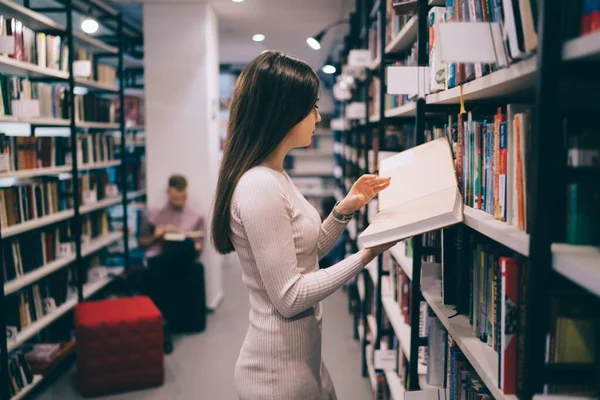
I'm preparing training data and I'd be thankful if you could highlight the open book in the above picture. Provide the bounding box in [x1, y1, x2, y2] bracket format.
[358, 137, 463, 248]
[164, 230, 205, 242]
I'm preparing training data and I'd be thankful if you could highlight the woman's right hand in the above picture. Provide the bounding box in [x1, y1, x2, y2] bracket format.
[358, 240, 401, 265]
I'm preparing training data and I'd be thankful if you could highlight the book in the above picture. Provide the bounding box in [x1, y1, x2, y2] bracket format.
[359, 137, 463, 248]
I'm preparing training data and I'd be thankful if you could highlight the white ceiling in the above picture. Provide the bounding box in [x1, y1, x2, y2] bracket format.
[112, 0, 354, 69]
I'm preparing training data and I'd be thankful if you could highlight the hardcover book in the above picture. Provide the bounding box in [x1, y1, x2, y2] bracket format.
[359, 137, 464, 248]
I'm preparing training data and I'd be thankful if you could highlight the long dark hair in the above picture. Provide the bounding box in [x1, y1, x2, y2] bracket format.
[212, 51, 320, 254]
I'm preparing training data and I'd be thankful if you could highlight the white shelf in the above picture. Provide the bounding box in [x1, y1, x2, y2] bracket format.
[426, 57, 537, 105]
[22, 117, 70, 126]
[124, 87, 144, 98]
[0, 165, 72, 179]
[463, 207, 529, 256]
[385, 17, 418, 55]
[127, 189, 147, 201]
[552, 243, 600, 297]
[83, 276, 115, 298]
[366, 343, 378, 392]
[75, 78, 119, 93]
[0, 54, 69, 79]
[79, 196, 123, 214]
[3, 209, 75, 238]
[382, 296, 412, 360]
[79, 160, 122, 171]
[370, 113, 380, 123]
[563, 31, 600, 62]
[73, 32, 118, 55]
[385, 370, 405, 400]
[4, 256, 76, 296]
[7, 265, 123, 353]
[76, 121, 120, 130]
[385, 102, 417, 118]
[12, 374, 43, 400]
[421, 284, 517, 400]
[389, 242, 413, 281]
[82, 231, 124, 257]
[7, 296, 77, 352]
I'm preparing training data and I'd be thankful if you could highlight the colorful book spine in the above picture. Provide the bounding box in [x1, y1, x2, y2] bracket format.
[500, 256, 519, 394]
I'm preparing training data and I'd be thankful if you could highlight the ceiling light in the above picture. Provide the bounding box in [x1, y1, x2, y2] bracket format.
[81, 17, 98, 34]
[306, 36, 322, 50]
[322, 65, 336, 74]
[232, 0, 244, 2]
[253, 34, 265, 42]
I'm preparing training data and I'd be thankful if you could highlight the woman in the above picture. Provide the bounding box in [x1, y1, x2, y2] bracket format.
[212, 51, 396, 400]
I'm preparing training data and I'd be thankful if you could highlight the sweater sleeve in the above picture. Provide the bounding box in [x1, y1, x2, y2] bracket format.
[235, 171, 364, 319]
[317, 213, 351, 260]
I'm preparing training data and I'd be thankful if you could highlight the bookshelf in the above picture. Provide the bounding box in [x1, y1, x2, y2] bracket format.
[421, 283, 518, 400]
[11, 375, 43, 400]
[334, 0, 600, 399]
[0, 1, 140, 399]
[3, 210, 76, 238]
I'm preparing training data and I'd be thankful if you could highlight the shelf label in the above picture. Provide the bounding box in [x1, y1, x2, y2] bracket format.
[105, 184, 119, 198]
[73, 60, 92, 77]
[387, 66, 430, 97]
[0, 153, 10, 172]
[439, 22, 508, 67]
[82, 189, 98, 205]
[374, 349, 397, 370]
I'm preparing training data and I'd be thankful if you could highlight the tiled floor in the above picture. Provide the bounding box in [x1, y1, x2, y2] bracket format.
[32, 254, 373, 400]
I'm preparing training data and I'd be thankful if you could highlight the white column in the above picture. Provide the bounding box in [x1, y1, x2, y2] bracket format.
[144, 3, 223, 309]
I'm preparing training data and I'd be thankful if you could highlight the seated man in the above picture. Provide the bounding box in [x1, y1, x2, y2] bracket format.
[139, 174, 206, 353]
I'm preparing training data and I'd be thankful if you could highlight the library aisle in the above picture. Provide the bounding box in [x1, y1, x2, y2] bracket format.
[31, 254, 372, 400]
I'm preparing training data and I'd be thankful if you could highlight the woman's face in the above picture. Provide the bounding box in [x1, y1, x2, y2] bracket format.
[286, 104, 322, 148]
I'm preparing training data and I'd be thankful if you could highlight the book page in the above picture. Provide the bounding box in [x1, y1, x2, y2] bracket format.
[379, 137, 458, 211]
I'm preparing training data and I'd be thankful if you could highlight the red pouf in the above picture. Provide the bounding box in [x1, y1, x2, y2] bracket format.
[75, 296, 164, 397]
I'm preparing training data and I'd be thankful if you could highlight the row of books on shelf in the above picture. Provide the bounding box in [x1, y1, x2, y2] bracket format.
[0, 179, 65, 227]
[2, 210, 113, 283]
[5, 249, 118, 334]
[0, 135, 70, 171]
[0, 174, 121, 228]
[0, 76, 121, 122]
[0, 15, 67, 72]
[369, 1, 599, 99]
[0, 133, 118, 173]
[8, 340, 76, 398]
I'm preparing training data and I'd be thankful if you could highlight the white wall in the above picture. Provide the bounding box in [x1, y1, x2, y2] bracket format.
[144, 3, 223, 309]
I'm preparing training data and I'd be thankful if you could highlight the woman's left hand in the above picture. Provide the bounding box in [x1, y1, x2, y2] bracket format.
[336, 174, 392, 215]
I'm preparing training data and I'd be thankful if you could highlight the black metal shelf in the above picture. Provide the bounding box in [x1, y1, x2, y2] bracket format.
[0, 2, 137, 399]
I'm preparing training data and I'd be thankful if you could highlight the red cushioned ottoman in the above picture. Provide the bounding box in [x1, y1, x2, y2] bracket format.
[75, 296, 164, 397]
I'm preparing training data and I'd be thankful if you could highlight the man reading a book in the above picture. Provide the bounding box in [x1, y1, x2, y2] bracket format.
[139, 174, 205, 255]
[138, 174, 206, 352]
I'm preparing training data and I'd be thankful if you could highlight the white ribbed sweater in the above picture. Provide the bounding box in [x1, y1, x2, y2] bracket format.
[231, 166, 365, 400]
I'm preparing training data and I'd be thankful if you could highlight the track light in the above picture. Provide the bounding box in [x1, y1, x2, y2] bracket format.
[307, 20, 349, 50]
[322, 64, 336, 74]
[81, 18, 98, 34]
[81, 1, 98, 34]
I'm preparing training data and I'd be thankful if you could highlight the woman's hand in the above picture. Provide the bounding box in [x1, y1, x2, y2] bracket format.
[359, 240, 401, 265]
[336, 174, 392, 214]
